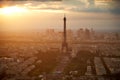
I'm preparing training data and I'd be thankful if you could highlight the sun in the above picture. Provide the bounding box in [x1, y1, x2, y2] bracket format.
[0, 6, 28, 15]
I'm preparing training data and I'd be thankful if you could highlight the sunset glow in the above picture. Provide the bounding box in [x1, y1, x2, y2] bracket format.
[0, 6, 28, 15]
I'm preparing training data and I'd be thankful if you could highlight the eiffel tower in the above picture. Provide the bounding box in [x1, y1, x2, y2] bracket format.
[62, 15, 68, 53]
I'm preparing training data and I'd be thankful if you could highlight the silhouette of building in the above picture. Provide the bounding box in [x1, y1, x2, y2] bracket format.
[85, 28, 90, 39]
[62, 15, 68, 53]
[77, 28, 84, 40]
[90, 28, 95, 39]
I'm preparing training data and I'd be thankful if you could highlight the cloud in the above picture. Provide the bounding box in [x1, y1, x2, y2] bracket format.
[0, 0, 120, 14]
[63, 0, 120, 14]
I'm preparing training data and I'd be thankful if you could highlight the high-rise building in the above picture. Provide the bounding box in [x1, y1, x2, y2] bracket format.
[77, 28, 84, 39]
[85, 28, 90, 39]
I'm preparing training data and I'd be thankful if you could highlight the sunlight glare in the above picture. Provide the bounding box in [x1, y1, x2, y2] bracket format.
[0, 6, 28, 15]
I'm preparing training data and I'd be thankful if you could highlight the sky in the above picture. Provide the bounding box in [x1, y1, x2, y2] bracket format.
[0, 0, 120, 32]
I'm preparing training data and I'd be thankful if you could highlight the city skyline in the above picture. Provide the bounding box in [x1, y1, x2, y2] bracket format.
[0, 1, 120, 79]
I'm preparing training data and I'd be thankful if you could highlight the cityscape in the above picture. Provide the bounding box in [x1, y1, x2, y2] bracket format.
[0, 15, 120, 80]
[0, 0, 120, 80]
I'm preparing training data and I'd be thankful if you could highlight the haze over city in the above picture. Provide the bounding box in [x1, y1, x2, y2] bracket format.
[0, 0, 120, 80]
